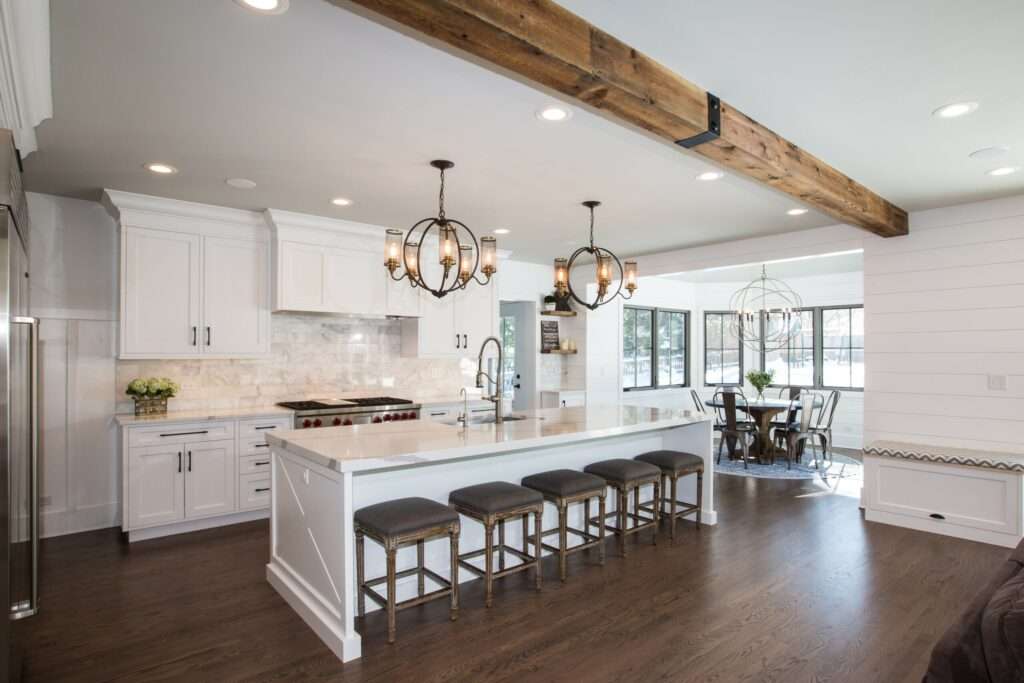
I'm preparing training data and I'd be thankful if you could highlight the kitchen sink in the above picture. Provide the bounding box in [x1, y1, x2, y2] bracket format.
[441, 414, 534, 426]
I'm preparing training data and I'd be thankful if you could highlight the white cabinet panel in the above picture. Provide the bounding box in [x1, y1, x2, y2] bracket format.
[456, 283, 497, 352]
[385, 273, 420, 317]
[278, 241, 326, 311]
[122, 227, 200, 356]
[203, 237, 269, 355]
[184, 439, 237, 519]
[128, 444, 185, 528]
[239, 473, 271, 511]
[325, 246, 385, 315]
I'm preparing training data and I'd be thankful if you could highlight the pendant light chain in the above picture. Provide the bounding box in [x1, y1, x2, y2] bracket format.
[588, 202, 596, 250]
[437, 165, 446, 221]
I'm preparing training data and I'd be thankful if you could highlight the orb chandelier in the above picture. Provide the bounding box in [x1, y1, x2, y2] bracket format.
[385, 160, 496, 298]
[552, 201, 637, 310]
[728, 264, 803, 352]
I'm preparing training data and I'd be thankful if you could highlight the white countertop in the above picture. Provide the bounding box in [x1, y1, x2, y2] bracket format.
[115, 405, 294, 426]
[267, 405, 711, 473]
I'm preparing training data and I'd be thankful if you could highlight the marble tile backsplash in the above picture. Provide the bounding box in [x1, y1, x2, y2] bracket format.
[115, 314, 476, 413]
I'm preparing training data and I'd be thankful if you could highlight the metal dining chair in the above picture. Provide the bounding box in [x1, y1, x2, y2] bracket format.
[771, 386, 802, 432]
[714, 389, 757, 469]
[690, 389, 706, 415]
[781, 393, 820, 469]
[807, 390, 841, 465]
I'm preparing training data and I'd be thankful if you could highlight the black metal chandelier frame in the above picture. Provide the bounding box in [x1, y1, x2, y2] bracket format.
[557, 201, 636, 311]
[386, 160, 495, 299]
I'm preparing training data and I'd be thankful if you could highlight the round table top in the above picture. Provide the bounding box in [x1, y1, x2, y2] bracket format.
[705, 395, 823, 411]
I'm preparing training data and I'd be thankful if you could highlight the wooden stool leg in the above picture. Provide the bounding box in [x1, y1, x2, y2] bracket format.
[618, 487, 628, 557]
[484, 521, 494, 608]
[355, 530, 366, 618]
[696, 472, 704, 526]
[558, 502, 568, 582]
[386, 546, 397, 644]
[533, 509, 543, 591]
[670, 475, 678, 541]
[417, 539, 425, 596]
[522, 514, 529, 555]
[652, 479, 661, 545]
[498, 519, 506, 572]
[449, 529, 459, 621]
[584, 498, 591, 534]
[633, 485, 640, 529]
[597, 494, 606, 565]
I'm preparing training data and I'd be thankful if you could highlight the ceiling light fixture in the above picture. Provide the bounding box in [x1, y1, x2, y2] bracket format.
[233, 0, 289, 14]
[226, 178, 257, 190]
[493, 228, 510, 235]
[932, 101, 979, 119]
[553, 201, 637, 311]
[536, 106, 571, 122]
[729, 265, 804, 352]
[786, 208, 809, 216]
[384, 160, 496, 299]
[987, 166, 1020, 177]
[696, 171, 724, 181]
[330, 197, 353, 207]
[969, 146, 1010, 160]
[144, 162, 177, 175]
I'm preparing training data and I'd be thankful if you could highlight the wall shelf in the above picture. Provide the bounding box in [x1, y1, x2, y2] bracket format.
[541, 349, 578, 355]
[540, 310, 577, 317]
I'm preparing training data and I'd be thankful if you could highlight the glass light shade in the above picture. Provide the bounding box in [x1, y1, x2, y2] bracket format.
[404, 242, 420, 278]
[553, 257, 568, 291]
[439, 224, 457, 267]
[458, 245, 473, 283]
[385, 229, 403, 272]
[480, 236, 497, 276]
[624, 260, 638, 293]
[596, 253, 613, 286]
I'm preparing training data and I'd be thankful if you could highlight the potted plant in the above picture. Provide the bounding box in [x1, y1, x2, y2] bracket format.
[745, 369, 774, 402]
[126, 377, 180, 416]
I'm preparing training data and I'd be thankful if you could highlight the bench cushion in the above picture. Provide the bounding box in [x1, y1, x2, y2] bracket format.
[355, 497, 458, 538]
[635, 450, 704, 476]
[522, 469, 607, 499]
[449, 481, 543, 515]
[584, 458, 660, 485]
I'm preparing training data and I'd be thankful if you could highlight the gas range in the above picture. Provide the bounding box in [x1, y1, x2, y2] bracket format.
[277, 397, 421, 429]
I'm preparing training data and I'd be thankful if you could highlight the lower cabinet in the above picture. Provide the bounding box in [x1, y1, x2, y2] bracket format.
[127, 444, 186, 528]
[184, 439, 237, 519]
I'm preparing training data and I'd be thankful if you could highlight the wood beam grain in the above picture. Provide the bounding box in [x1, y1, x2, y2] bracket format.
[337, 0, 908, 237]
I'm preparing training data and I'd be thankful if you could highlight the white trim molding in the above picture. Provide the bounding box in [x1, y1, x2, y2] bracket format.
[0, 0, 52, 156]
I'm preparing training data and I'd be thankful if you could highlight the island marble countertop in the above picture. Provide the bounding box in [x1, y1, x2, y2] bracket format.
[115, 405, 294, 426]
[266, 405, 711, 473]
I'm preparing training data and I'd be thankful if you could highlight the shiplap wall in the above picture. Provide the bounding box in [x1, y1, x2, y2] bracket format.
[863, 194, 1024, 453]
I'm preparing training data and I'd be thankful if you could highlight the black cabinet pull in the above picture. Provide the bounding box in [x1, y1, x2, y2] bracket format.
[254, 461, 269, 466]
[191, 326, 197, 346]
[462, 334, 468, 348]
[177, 452, 182, 473]
[430, 411, 447, 417]
[254, 425, 276, 431]
[159, 430, 208, 438]
[455, 334, 460, 349]
[929, 513, 946, 520]
[254, 443, 269, 448]
[187, 450, 192, 472]
[205, 326, 211, 346]
[255, 487, 270, 493]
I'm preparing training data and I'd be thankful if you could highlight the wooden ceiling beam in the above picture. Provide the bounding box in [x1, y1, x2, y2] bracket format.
[336, 0, 909, 237]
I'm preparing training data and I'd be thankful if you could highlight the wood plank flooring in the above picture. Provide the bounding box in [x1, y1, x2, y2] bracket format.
[23, 474, 1008, 682]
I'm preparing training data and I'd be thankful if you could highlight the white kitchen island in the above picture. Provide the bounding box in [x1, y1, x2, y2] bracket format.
[265, 405, 714, 662]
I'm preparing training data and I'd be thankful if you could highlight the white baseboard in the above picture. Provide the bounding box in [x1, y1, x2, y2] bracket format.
[127, 508, 268, 542]
[41, 502, 120, 538]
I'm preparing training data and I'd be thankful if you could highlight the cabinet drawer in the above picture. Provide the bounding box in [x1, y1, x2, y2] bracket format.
[865, 457, 1023, 536]
[239, 435, 275, 457]
[238, 417, 292, 438]
[239, 473, 271, 510]
[239, 453, 272, 476]
[128, 421, 234, 448]
[425, 408, 453, 421]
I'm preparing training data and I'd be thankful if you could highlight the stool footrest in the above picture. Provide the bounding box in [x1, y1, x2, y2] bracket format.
[588, 507, 657, 534]
[458, 543, 536, 578]
[527, 525, 602, 555]
[638, 499, 699, 518]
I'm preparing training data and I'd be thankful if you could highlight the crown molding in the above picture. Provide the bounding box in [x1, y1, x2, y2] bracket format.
[264, 208, 389, 239]
[102, 189, 265, 228]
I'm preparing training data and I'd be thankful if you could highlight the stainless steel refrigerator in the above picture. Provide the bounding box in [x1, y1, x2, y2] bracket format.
[0, 128, 38, 682]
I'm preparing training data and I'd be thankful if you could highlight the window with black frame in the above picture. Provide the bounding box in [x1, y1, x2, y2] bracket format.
[704, 312, 742, 385]
[822, 306, 864, 388]
[764, 309, 816, 387]
[623, 307, 688, 390]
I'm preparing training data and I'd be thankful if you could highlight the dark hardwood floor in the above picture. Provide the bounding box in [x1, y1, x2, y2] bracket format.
[24, 474, 1007, 682]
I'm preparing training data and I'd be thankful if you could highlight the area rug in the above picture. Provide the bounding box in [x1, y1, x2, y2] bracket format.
[714, 450, 862, 481]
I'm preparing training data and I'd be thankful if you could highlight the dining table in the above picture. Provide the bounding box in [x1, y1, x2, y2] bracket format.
[705, 395, 822, 465]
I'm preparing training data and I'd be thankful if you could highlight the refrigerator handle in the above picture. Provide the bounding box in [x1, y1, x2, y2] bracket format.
[12, 316, 39, 619]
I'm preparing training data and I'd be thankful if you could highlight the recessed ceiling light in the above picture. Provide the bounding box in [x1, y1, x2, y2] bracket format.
[536, 106, 571, 122]
[493, 228, 510, 235]
[330, 197, 353, 207]
[226, 177, 257, 190]
[786, 208, 809, 216]
[233, 0, 289, 14]
[144, 162, 177, 175]
[932, 101, 979, 119]
[987, 166, 1020, 177]
[696, 171, 724, 181]
[969, 146, 1010, 160]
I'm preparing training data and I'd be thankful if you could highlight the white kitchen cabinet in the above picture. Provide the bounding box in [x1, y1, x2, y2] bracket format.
[277, 240, 325, 310]
[122, 227, 201, 356]
[456, 280, 498, 352]
[325, 245, 386, 315]
[401, 268, 498, 359]
[384, 273, 420, 317]
[184, 439, 237, 520]
[203, 237, 270, 355]
[127, 444, 185, 528]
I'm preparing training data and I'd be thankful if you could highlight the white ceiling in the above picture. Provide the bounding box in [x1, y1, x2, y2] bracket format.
[664, 250, 863, 284]
[23, 0, 1024, 263]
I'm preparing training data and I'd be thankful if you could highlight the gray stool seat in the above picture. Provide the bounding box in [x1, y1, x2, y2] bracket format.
[635, 450, 704, 476]
[354, 496, 459, 538]
[449, 481, 543, 515]
[521, 469, 606, 498]
[584, 458, 660, 484]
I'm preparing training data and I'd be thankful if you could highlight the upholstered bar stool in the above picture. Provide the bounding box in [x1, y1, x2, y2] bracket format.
[354, 497, 460, 644]
[583, 459, 662, 556]
[521, 469, 607, 581]
[634, 450, 703, 540]
[448, 481, 544, 607]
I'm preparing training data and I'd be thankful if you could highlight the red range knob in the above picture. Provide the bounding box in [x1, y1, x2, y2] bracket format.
[302, 419, 312, 428]
[332, 417, 342, 426]
[372, 416, 383, 424]
[383, 414, 392, 421]
[407, 412, 417, 420]
[313, 418, 322, 427]
[343, 419, 353, 426]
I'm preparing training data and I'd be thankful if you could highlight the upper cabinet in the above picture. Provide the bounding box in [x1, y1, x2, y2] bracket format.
[105, 191, 271, 359]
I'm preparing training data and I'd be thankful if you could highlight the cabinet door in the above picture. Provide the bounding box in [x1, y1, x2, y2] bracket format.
[128, 444, 185, 528]
[455, 281, 497, 354]
[277, 241, 326, 311]
[203, 237, 270, 355]
[406, 251, 458, 357]
[123, 227, 201, 356]
[324, 246, 385, 315]
[184, 439, 237, 519]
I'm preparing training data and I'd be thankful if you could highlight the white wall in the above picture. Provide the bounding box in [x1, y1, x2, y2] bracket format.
[27, 192, 119, 537]
[863, 194, 1024, 454]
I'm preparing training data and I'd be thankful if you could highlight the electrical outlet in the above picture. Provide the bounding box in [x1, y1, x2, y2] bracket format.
[987, 374, 1008, 391]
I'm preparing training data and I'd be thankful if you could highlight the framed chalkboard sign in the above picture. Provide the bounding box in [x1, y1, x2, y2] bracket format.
[540, 320, 560, 352]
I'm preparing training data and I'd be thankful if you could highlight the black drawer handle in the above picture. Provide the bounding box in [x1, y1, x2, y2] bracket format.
[254, 443, 270, 448]
[430, 411, 447, 417]
[160, 430, 209, 438]
[254, 425, 277, 431]
[253, 461, 270, 466]
[255, 487, 270, 493]
[929, 513, 946, 520]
